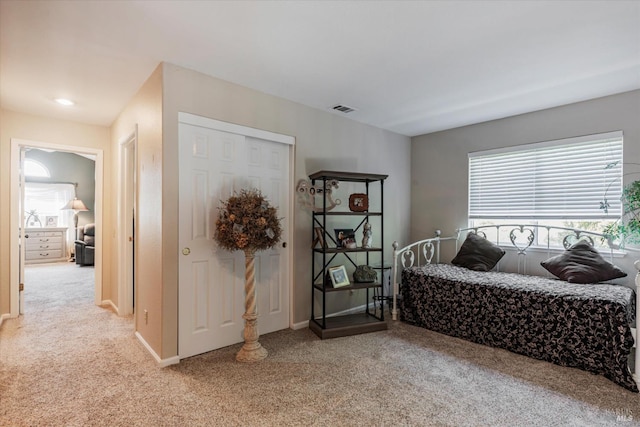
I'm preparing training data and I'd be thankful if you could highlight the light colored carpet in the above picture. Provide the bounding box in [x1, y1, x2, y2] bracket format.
[1, 262, 639, 426]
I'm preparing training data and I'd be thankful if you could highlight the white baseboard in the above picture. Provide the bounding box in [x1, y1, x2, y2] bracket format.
[101, 299, 119, 314]
[291, 320, 309, 330]
[0, 313, 10, 329]
[135, 331, 180, 367]
[327, 302, 378, 317]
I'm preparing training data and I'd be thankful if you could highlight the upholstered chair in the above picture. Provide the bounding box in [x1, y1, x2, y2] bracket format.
[75, 223, 95, 266]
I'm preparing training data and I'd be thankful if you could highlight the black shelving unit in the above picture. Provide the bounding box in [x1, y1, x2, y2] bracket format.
[309, 170, 388, 339]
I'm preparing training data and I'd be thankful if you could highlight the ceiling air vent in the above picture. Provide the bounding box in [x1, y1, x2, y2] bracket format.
[331, 104, 357, 114]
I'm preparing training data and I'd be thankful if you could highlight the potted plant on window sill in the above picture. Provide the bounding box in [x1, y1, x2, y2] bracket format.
[600, 162, 640, 250]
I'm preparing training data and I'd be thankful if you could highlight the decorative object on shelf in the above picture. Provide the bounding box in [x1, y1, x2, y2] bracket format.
[61, 197, 89, 241]
[45, 216, 58, 227]
[295, 178, 341, 212]
[334, 228, 355, 248]
[361, 222, 372, 248]
[353, 265, 376, 283]
[214, 188, 282, 363]
[312, 227, 326, 249]
[328, 265, 350, 288]
[349, 193, 369, 212]
[25, 210, 42, 228]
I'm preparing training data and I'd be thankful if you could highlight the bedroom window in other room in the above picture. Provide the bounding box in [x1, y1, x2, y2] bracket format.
[24, 182, 76, 257]
[468, 131, 623, 248]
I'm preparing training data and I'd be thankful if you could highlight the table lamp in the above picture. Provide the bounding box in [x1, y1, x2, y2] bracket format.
[62, 197, 89, 240]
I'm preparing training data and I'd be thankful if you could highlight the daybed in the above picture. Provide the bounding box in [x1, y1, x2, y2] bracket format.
[391, 225, 639, 392]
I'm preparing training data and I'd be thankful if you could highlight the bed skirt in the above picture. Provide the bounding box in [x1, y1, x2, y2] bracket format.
[400, 264, 638, 392]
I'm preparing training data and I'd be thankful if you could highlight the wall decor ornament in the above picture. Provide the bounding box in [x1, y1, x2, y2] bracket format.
[214, 188, 283, 362]
[295, 178, 341, 212]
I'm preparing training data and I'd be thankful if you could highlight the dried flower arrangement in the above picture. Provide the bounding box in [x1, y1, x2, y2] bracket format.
[214, 189, 282, 253]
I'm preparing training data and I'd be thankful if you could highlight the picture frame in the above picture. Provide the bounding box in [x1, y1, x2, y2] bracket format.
[328, 265, 350, 288]
[349, 193, 369, 212]
[312, 226, 326, 249]
[334, 228, 355, 248]
[45, 216, 58, 227]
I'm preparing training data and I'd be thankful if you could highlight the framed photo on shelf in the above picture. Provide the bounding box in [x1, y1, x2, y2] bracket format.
[328, 265, 350, 288]
[312, 227, 326, 249]
[349, 193, 369, 212]
[45, 216, 58, 227]
[334, 228, 355, 248]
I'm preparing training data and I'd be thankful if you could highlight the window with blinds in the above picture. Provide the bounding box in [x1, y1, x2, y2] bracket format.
[468, 131, 623, 224]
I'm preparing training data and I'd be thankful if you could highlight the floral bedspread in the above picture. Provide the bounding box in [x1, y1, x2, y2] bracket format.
[400, 264, 638, 392]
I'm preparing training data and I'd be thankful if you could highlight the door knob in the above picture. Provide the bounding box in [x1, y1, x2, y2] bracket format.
[282, 242, 287, 248]
[182, 247, 191, 255]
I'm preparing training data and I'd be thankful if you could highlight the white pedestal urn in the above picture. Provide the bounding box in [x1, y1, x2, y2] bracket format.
[236, 249, 268, 362]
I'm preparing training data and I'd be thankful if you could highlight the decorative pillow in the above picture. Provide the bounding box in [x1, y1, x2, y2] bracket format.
[540, 240, 627, 284]
[451, 232, 505, 271]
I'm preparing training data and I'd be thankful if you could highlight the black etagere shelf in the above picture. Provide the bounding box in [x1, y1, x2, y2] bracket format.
[309, 170, 388, 339]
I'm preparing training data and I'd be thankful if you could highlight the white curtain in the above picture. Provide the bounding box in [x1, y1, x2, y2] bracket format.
[24, 182, 76, 257]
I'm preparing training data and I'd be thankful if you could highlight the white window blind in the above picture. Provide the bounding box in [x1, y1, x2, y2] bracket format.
[468, 131, 623, 220]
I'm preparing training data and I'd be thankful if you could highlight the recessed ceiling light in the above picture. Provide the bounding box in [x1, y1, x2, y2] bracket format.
[54, 98, 75, 106]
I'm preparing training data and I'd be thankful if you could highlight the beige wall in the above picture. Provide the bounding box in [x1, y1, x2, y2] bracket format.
[160, 63, 411, 359]
[1, 63, 410, 362]
[110, 65, 164, 353]
[0, 109, 112, 316]
[411, 89, 640, 277]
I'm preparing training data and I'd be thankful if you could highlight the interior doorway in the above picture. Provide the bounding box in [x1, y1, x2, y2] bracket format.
[118, 128, 137, 316]
[10, 138, 104, 317]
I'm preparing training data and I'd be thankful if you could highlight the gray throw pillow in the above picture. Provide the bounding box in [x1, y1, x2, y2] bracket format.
[540, 240, 627, 284]
[451, 232, 505, 271]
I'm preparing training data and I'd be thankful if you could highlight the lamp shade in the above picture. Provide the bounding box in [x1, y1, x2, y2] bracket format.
[62, 198, 89, 212]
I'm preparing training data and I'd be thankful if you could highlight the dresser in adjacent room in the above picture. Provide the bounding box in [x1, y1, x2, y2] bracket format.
[24, 227, 68, 264]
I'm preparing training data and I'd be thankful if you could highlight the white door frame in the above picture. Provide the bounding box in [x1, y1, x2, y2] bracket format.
[177, 112, 297, 334]
[10, 138, 104, 316]
[118, 127, 137, 316]
[18, 148, 26, 314]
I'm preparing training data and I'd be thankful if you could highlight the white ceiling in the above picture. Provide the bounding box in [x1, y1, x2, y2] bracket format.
[1, 1, 639, 137]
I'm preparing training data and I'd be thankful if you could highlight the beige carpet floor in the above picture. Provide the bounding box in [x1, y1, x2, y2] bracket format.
[1, 262, 639, 426]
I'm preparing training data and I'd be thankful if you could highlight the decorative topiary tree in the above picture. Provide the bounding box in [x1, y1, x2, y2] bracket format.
[214, 189, 282, 362]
